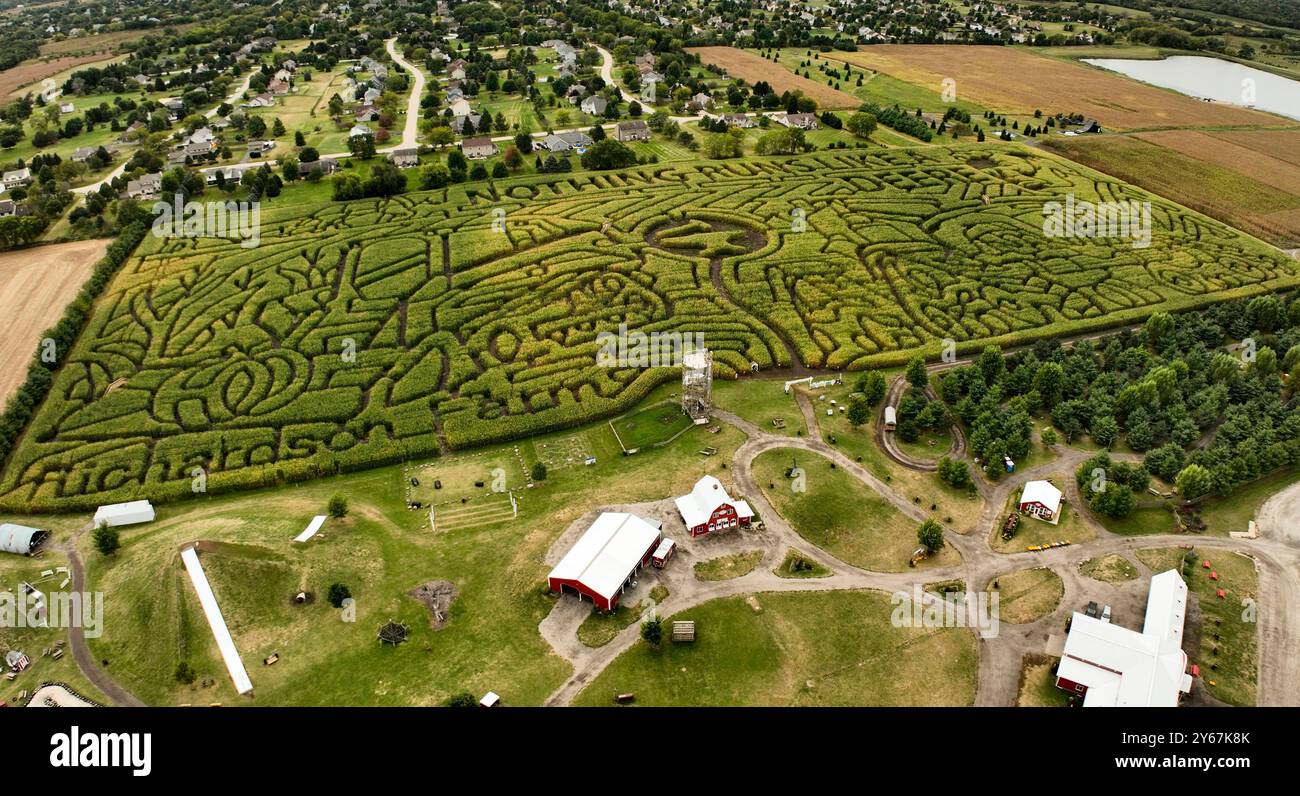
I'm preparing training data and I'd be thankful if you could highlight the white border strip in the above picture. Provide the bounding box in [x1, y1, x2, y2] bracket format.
[180, 546, 253, 695]
[294, 515, 327, 543]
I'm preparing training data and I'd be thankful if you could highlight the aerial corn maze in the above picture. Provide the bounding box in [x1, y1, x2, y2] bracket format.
[4, 145, 1296, 509]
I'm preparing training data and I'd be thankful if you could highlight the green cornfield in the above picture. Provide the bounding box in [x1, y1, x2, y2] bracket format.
[4, 145, 1296, 509]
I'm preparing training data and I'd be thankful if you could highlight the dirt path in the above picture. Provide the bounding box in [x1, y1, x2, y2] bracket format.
[61, 532, 146, 707]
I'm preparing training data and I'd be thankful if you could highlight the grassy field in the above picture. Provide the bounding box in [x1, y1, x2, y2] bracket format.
[694, 550, 764, 581]
[990, 487, 1096, 553]
[711, 379, 806, 436]
[805, 379, 986, 533]
[1016, 654, 1073, 707]
[1079, 553, 1140, 584]
[752, 447, 960, 572]
[75, 384, 749, 706]
[4, 145, 1296, 512]
[576, 602, 643, 647]
[572, 589, 978, 706]
[609, 400, 693, 450]
[774, 548, 832, 578]
[1135, 546, 1257, 705]
[1196, 467, 1300, 535]
[986, 567, 1063, 624]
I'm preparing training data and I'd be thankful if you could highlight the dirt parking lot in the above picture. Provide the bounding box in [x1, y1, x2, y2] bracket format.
[1256, 480, 1300, 545]
[0, 238, 108, 405]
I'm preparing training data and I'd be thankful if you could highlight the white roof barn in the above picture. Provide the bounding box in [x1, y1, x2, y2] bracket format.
[1019, 479, 1062, 519]
[1056, 570, 1193, 706]
[675, 475, 753, 533]
[93, 499, 155, 527]
[0, 523, 49, 555]
[547, 512, 662, 611]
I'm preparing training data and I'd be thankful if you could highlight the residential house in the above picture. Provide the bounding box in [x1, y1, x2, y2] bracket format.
[721, 113, 757, 128]
[298, 157, 338, 177]
[450, 113, 484, 134]
[349, 124, 373, 139]
[2, 168, 31, 188]
[389, 148, 420, 168]
[268, 79, 291, 96]
[355, 105, 381, 122]
[542, 130, 593, 151]
[446, 58, 468, 80]
[71, 145, 101, 163]
[460, 136, 498, 159]
[59, 102, 75, 114]
[614, 120, 650, 142]
[124, 172, 163, 200]
[580, 95, 608, 116]
[779, 112, 819, 130]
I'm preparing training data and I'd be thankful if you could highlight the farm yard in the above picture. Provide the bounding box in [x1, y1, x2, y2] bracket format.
[3, 145, 1296, 512]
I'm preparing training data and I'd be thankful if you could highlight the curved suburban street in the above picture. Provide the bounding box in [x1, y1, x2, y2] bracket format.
[540, 386, 1300, 708]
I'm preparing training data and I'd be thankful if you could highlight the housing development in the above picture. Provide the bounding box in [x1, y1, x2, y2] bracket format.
[0, 0, 1296, 757]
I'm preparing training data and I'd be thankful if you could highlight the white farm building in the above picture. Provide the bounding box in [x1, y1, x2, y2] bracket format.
[93, 500, 156, 527]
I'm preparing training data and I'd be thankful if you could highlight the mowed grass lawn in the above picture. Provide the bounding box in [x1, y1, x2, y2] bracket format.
[573, 590, 978, 706]
[81, 390, 749, 706]
[752, 447, 960, 572]
[610, 400, 693, 450]
[986, 567, 1063, 624]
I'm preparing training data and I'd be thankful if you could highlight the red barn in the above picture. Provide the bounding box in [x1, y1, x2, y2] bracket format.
[674, 475, 754, 537]
[547, 512, 662, 612]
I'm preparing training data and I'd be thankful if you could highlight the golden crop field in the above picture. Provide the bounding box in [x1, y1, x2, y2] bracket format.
[823, 45, 1276, 130]
[687, 46, 861, 109]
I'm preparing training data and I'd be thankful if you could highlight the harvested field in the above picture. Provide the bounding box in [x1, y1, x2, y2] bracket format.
[687, 46, 860, 109]
[0, 238, 107, 405]
[39, 26, 198, 57]
[0, 53, 112, 97]
[1046, 132, 1300, 247]
[823, 46, 1276, 130]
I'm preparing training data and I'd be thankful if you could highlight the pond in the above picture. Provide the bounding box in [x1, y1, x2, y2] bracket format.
[1083, 55, 1300, 122]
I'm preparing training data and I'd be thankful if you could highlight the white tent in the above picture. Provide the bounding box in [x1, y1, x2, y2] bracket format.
[294, 515, 327, 543]
[180, 546, 253, 695]
[93, 500, 155, 528]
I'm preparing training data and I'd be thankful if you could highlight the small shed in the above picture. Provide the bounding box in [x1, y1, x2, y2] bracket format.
[651, 538, 676, 568]
[479, 691, 501, 707]
[93, 500, 155, 528]
[671, 620, 695, 643]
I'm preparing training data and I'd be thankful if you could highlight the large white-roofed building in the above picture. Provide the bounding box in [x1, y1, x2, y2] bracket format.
[674, 475, 753, 537]
[1055, 570, 1193, 706]
[92, 500, 155, 528]
[548, 512, 663, 611]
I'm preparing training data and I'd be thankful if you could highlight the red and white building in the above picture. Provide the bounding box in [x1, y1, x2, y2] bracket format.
[547, 512, 662, 612]
[1055, 570, 1194, 706]
[674, 475, 754, 537]
[1019, 480, 1063, 523]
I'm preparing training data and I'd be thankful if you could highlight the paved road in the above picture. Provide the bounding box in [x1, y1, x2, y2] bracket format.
[539, 387, 1300, 707]
[383, 37, 425, 152]
[592, 44, 637, 105]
